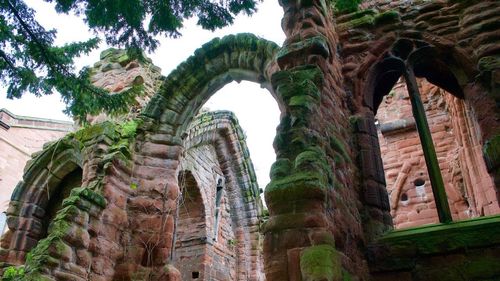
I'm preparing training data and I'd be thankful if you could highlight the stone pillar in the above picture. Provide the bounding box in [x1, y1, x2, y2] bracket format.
[263, 0, 369, 280]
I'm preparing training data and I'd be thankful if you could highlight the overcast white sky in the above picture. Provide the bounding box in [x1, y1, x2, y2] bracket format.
[0, 0, 284, 191]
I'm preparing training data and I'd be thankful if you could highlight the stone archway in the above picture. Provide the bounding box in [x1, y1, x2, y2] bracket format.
[117, 33, 280, 280]
[0, 137, 83, 265]
[172, 170, 209, 280]
[180, 111, 266, 280]
[352, 37, 500, 238]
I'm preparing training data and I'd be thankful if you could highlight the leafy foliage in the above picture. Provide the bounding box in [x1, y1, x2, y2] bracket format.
[332, 0, 362, 13]
[0, 0, 258, 121]
[48, 0, 258, 52]
[2, 266, 25, 280]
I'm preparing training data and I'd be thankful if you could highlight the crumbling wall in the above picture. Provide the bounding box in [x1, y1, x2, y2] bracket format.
[87, 49, 164, 124]
[177, 111, 265, 281]
[338, 0, 500, 185]
[175, 145, 238, 281]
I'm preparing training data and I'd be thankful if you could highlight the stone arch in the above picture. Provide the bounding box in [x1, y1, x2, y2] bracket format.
[172, 170, 209, 279]
[362, 38, 469, 113]
[181, 110, 265, 280]
[141, 33, 282, 138]
[0, 137, 83, 264]
[353, 37, 499, 234]
[118, 34, 281, 279]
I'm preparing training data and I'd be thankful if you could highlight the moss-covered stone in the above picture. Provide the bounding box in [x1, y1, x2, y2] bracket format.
[300, 244, 341, 281]
[269, 158, 293, 180]
[265, 170, 327, 204]
[329, 137, 351, 164]
[377, 215, 500, 257]
[74, 121, 119, 143]
[277, 36, 330, 65]
[478, 56, 500, 72]
[3, 187, 106, 281]
[346, 8, 376, 20]
[333, 0, 363, 13]
[483, 134, 500, 170]
[68, 187, 107, 209]
[339, 14, 375, 30]
[374, 10, 400, 25]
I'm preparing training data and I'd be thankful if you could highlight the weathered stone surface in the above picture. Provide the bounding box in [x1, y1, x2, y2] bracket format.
[1, 1, 500, 280]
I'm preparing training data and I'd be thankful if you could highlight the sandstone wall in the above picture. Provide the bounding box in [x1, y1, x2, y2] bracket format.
[338, 0, 500, 239]
[175, 145, 238, 281]
[0, 0, 499, 279]
[87, 49, 164, 124]
[0, 109, 265, 281]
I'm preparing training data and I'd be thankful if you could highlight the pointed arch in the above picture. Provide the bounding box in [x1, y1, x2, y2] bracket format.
[0, 137, 83, 264]
[141, 33, 282, 138]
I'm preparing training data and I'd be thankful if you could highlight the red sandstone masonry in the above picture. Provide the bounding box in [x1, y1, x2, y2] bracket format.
[376, 79, 497, 228]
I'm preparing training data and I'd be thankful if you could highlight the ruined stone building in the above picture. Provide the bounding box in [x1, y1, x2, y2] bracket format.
[0, 0, 500, 280]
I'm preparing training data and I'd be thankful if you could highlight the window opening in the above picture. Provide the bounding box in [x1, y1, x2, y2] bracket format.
[385, 41, 452, 223]
[399, 52, 452, 223]
[213, 177, 224, 241]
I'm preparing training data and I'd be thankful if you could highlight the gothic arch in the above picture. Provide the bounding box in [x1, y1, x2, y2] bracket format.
[353, 37, 498, 235]
[141, 33, 282, 138]
[1, 137, 83, 264]
[361, 37, 472, 113]
[172, 170, 208, 276]
[182, 111, 265, 280]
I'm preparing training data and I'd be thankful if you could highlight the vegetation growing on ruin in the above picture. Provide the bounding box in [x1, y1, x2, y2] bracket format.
[300, 245, 341, 281]
[332, 0, 363, 13]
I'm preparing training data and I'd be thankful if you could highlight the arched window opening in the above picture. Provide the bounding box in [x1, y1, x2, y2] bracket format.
[213, 176, 224, 241]
[203, 81, 280, 194]
[41, 168, 83, 238]
[368, 39, 499, 229]
[376, 77, 497, 229]
[173, 170, 208, 280]
[172, 80, 278, 280]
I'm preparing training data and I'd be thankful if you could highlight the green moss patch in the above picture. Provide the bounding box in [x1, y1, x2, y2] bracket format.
[300, 244, 341, 281]
[377, 215, 500, 256]
[483, 134, 500, 170]
[4, 188, 106, 280]
[374, 10, 400, 25]
[333, 0, 363, 13]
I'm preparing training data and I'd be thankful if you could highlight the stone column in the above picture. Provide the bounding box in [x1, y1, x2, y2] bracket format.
[263, 0, 369, 280]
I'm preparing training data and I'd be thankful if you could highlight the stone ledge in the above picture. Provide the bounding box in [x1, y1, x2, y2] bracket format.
[381, 214, 500, 253]
[369, 215, 500, 279]
[369, 215, 500, 271]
